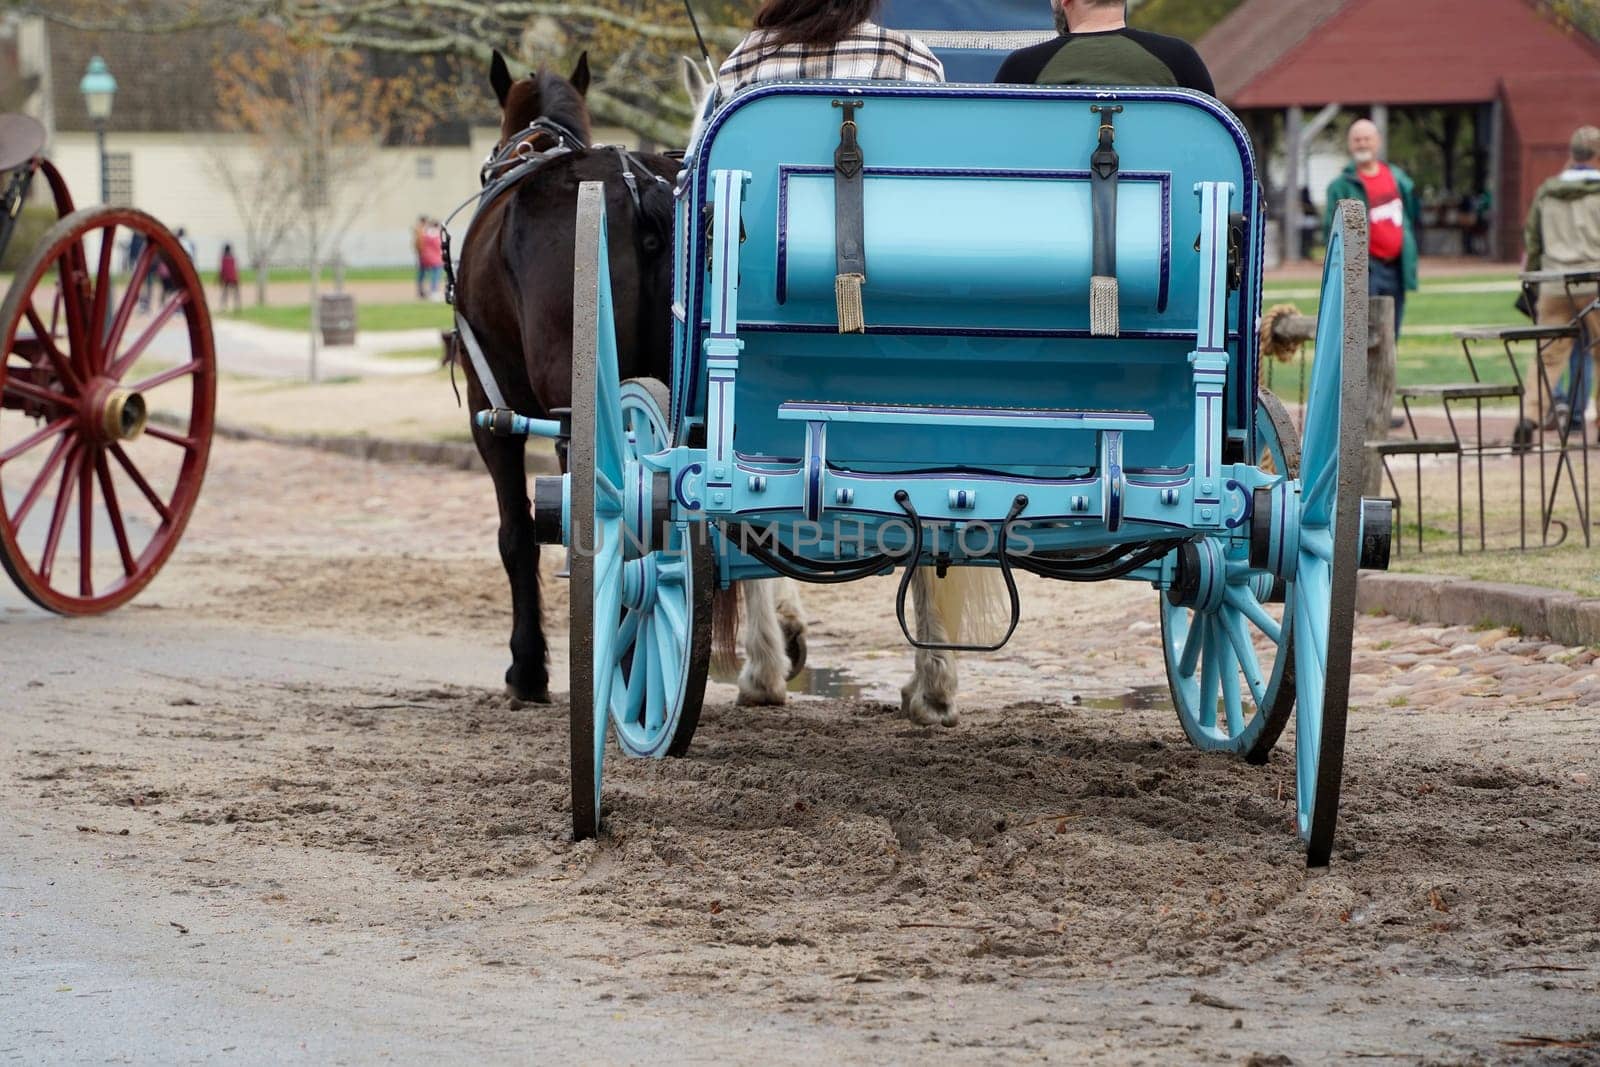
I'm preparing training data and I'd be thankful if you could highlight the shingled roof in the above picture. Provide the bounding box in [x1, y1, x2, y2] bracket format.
[51, 23, 233, 134]
[1195, 0, 1348, 104]
[1198, 0, 1600, 108]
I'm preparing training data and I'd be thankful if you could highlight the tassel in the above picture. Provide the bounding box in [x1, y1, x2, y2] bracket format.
[1090, 275, 1120, 337]
[835, 272, 866, 334]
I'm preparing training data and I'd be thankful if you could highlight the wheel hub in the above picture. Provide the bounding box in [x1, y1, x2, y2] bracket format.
[84, 380, 148, 442]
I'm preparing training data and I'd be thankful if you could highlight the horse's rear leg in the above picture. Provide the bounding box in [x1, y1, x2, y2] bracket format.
[737, 579, 790, 706]
[775, 578, 808, 680]
[902, 568, 959, 727]
[476, 429, 550, 704]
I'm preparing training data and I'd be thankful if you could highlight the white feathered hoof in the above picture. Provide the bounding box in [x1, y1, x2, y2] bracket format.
[737, 668, 788, 707]
[902, 683, 959, 728]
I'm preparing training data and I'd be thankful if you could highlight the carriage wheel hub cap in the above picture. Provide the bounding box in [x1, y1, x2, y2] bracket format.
[92, 385, 148, 442]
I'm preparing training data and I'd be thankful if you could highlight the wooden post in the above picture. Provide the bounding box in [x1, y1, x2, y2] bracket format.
[1266, 297, 1397, 498]
[1364, 295, 1398, 498]
[1284, 106, 1303, 263]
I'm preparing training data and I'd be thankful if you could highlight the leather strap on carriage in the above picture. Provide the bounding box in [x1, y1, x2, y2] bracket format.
[833, 100, 868, 334]
[1089, 105, 1122, 337]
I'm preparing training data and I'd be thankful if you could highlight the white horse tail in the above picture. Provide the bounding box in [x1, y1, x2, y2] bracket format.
[931, 566, 1008, 647]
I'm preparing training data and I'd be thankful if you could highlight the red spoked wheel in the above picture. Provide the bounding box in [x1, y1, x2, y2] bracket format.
[0, 206, 215, 614]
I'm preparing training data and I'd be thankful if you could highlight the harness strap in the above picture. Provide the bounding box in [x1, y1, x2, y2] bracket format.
[613, 145, 643, 215]
[455, 310, 511, 413]
[446, 129, 669, 425]
[1089, 104, 1122, 338]
[833, 100, 868, 334]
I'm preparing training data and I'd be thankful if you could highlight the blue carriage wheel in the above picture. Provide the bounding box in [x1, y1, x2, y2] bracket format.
[570, 185, 714, 841]
[610, 378, 713, 760]
[568, 182, 630, 841]
[1289, 201, 1368, 868]
[1159, 388, 1298, 761]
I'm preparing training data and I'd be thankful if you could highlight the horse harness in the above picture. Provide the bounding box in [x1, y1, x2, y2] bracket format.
[444, 115, 669, 417]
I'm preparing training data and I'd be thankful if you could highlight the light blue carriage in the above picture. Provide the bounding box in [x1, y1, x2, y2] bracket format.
[493, 79, 1392, 867]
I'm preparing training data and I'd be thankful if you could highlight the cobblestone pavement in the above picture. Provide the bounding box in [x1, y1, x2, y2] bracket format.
[4, 437, 1598, 1063]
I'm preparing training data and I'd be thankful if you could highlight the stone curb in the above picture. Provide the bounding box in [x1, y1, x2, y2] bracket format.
[206, 419, 561, 475]
[1358, 571, 1600, 647]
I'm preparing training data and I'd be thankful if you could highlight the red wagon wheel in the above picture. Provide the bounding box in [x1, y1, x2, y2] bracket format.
[0, 206, 215, 614]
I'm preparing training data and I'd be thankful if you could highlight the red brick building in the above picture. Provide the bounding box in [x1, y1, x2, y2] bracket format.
[1198, 0, 1600, 261]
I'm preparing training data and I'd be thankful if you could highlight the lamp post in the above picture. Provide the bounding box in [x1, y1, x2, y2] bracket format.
[79, 56, 118, 204]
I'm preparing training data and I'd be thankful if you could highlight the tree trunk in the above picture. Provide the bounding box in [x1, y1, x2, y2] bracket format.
[1363, 295, 1398, 498]
[308, 217, 321, 385]
[254, 256, 269, 307]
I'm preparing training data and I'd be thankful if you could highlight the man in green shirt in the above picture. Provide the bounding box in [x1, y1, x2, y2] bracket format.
[994, 0, 1215, 94]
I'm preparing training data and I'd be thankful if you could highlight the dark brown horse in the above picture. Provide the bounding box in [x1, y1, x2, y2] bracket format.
[456, 52, 677, 703]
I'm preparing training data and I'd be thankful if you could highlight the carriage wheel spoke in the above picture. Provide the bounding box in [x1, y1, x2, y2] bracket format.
[1225, 585, 1282, 645]
[127, 359, 202, 395]
[1218, 636, 1245, 737]
[0, 415, 71, 467]
[1301, 527, 1334, 564]
[144, 424, 199, 451]
[594, 469, 623, 517]
[616, 603, 642, 653]
[655, 587, 687, 638]
[646, 616, 672, 732]
[1295, 565, 1331, 679]
[1221, 608, 1268, 707]
[55, 248, 93, 376]
[619, 617, 650, 727]
[2, 374, 76, 412]
[1304, 459, 1338, 523]
[1197, 621, 1220, 729]
[109, 443, 172, 523]
[96, 451, 137, 577]
[77, 445, 96, 596]
[9, 434, 72, 528]
[1177, 612, 1204, 678]
[38, 442, 82, 582]
[102, 244, 157, 368]
[88, 224, 118, 376]
[107, 291, 190, 382]
[23, 304, 82, 396]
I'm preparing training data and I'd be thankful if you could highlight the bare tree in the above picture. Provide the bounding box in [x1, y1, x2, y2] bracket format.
[201, 145, 298, 309]
[27, 0, 749, 144]
[213, 22, 419, 380]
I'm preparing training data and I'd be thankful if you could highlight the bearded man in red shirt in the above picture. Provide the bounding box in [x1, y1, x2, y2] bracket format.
[1323, 118, 1421, 338]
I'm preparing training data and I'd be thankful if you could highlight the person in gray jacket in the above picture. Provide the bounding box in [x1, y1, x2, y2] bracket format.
[1523, 126, 1600, 441]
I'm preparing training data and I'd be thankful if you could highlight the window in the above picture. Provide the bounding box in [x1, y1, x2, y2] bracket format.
[105, 152, 132, 206]
[416, 156, 435, 180]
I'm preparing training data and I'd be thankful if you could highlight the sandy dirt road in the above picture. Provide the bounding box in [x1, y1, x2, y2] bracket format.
[3, 438, 1599, 1064]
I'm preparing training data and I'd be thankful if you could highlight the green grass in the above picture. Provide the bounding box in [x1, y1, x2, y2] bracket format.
[194, 266, 418, 286]
[380, 346, 446, 362]
[1265, 290, 1523, 330]
[228, 302, 453, 333]
[1259, 273, 1539, 407]
[1262, 333, 1527, 407]
[1390, 542, 1600, 599]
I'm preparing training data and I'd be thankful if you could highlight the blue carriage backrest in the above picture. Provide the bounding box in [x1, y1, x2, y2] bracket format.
[689, 84, 1259, 339]
[877, 0, 1056, 82]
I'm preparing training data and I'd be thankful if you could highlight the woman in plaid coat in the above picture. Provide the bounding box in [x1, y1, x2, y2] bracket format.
[717, 0, 945, 97]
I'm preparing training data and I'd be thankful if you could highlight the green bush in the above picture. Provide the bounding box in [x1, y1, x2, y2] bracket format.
[1, 203, 59, 273]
